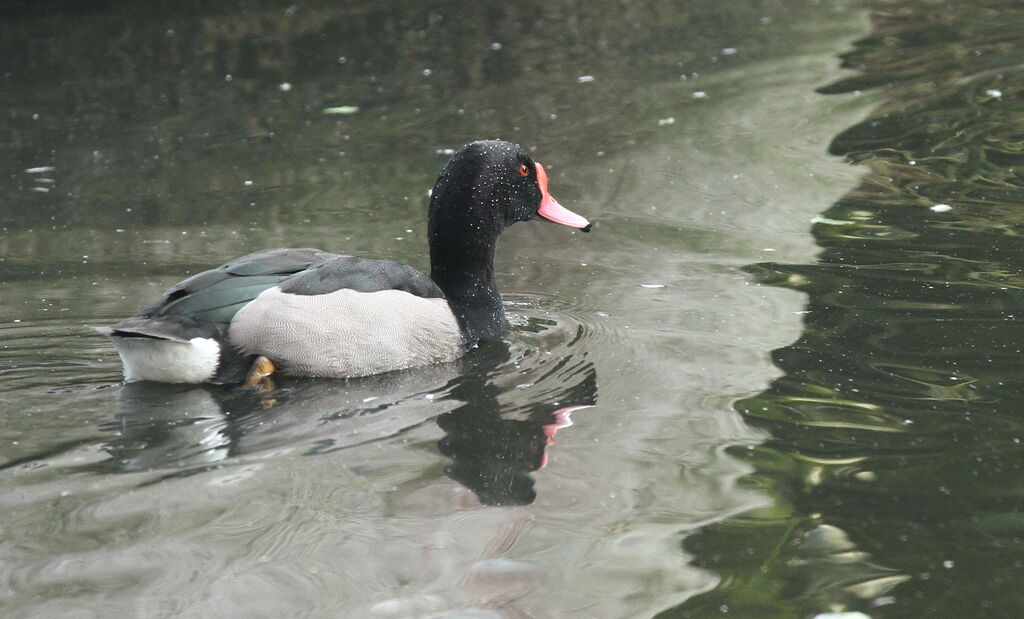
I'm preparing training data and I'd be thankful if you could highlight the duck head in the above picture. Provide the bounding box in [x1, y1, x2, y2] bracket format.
[427, 140, 590, 340]
[428, 140, 590, 240]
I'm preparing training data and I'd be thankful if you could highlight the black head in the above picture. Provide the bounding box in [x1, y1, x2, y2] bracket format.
[428, 140, 590, 244]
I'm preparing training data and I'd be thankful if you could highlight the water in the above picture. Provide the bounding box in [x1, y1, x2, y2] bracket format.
[6, 0, 1016, 616]
[668, 2, 1024, 617]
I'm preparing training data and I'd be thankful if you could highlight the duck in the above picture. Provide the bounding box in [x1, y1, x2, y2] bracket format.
[104, 140, 591, 385]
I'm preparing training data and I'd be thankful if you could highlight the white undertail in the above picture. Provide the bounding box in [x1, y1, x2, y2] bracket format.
[111, 336, 221, 383]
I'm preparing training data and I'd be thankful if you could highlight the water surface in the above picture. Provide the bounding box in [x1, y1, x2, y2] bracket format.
[672, 2, 1024, 617]
[0, 1, 874, 616]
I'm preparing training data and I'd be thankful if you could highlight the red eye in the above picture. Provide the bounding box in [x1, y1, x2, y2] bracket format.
[518, 164, 530, 176]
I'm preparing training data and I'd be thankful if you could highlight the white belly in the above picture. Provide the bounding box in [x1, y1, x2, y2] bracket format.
[228, 287, 465, 378]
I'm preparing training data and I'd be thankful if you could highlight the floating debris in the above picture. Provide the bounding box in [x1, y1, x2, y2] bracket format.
[25, 166, 55, 174]
[577, 75, 595, 83]
[930, 203, 953, 212]
[278, 82, 292, 92]
[323, 106, 360, 115]
[722, 47, 738, 55]
[985, 89, 1002, 98]
[692, 91, 708, 99]
[658, 117, 675, 126]
[640, 283, 666, 289]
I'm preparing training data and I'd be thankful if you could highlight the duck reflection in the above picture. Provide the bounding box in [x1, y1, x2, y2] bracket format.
[438, 404, 588, 506]
[89, 338, 597, 504]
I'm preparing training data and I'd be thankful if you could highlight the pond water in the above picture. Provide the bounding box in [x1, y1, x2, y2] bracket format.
[1, 0, 1021, 617]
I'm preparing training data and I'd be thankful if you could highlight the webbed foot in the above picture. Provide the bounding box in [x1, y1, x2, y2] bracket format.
[239, 355, 278, 392]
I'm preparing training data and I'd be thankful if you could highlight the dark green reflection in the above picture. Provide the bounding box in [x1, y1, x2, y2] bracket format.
[671, 2, 1024, 617]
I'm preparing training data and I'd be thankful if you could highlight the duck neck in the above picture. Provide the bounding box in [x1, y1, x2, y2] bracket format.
[428, 174, 508, 342]
[429, 229, 506, 343]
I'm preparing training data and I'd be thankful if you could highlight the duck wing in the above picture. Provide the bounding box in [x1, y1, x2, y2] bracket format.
[109, 248, 443, 339]
[109, 248, 339, 337]
[276, 255, 444, 299]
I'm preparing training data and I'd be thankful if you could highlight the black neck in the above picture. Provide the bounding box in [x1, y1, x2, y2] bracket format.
[428, 180, 507, 342]
[429, 228, 507, 343]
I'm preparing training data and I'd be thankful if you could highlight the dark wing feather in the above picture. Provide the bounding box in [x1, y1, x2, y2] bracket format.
[220, 248, 337, 276]
[115, 248, 340, 333]
[278, 256, 445, 298]
[110, 249, 444, 341]
[157, 275, 291, 323]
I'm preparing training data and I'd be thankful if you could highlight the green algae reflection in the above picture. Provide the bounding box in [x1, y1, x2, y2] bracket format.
[671, 2, 1024, 617]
